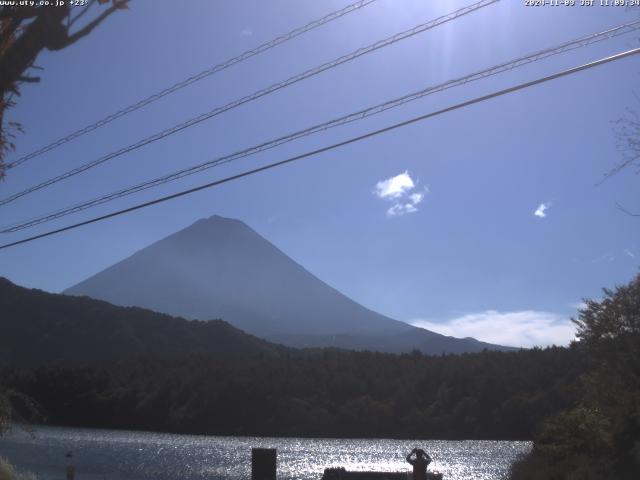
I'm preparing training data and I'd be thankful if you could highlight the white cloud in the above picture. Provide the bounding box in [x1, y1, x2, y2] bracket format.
[375, 171, 415, 199]
[534, 202, 551, 218]
[411, 310, 576, 348]
[241, 26, 253, 36]
[374, 171, 427, 217]
[409, 192, 425, 205]
[624, 249, 635, 258]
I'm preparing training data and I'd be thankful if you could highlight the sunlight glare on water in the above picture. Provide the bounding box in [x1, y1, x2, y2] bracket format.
[0, 426, 531, 480]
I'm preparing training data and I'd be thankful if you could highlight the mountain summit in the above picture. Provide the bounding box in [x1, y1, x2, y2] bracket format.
[65, 215, 512, 354]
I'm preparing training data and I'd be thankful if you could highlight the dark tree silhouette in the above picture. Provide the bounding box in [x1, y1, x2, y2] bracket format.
[0, 390, 9, 435]
[510, 273, 640, 480]
[0, 0, 129, 179]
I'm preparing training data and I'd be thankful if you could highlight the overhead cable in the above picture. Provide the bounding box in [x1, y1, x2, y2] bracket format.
[3, 19, 638, 234]
[0, 0, 499, 207]
[1, 46, 638, 250]
[6, 0, 381, 169]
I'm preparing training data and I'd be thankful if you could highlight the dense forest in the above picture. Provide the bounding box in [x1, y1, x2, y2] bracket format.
[510, 274, 640, 480]
[1, 346, 583, 440]
[1, 274, 638, 479]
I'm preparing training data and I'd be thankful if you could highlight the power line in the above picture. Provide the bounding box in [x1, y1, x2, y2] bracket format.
[1, 46, 638, 251]
[3, 19, 639, 234]
[5, 0, 380, 170]
[0, 0, 499, 207]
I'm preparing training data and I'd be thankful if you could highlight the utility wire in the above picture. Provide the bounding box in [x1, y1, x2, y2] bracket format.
[0, 0, 499, 207]
[3, 19, 639, 234]
[1, 46, 638, 251]
[5, 0, 380, 170]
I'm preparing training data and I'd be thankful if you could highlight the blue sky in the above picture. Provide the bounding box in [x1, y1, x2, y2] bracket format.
[1, 0, 638, 347]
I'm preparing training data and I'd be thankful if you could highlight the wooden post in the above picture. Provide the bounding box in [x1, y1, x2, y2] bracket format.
[252, 448, 276, 480]
[65, 465, 75, 480]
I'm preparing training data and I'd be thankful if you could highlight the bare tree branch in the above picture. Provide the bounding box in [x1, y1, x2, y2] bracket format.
[0, 1, 129, 180]
[598, 104, 640, 185]
[68, 0, 98, 28]
[0, 7, 39, 21]
[17, 75, 40, 83]
[56, 0, 128, 49]
[616, 202, 640, 217]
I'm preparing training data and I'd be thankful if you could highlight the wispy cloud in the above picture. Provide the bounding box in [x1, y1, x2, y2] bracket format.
[373, 171, 427, 216]
[592, 252, 615, 263]
[411, 310, 575, 348]
[387, 202, 417, 216]
[534, 202, 551, 218]
[241, 26, 253, 36]
[624, 249, 635, 258]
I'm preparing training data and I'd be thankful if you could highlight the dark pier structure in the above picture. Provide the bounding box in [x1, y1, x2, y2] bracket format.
[322, 467, 443, 480]
[250, 448, 443, 480]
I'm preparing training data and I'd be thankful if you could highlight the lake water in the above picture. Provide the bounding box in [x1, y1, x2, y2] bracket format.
[0, 426, 531, 480]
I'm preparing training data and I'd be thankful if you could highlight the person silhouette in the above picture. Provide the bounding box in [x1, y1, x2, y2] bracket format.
[406, 448, 432, 480]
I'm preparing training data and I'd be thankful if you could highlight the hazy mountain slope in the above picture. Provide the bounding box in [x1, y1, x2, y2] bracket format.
[65, 215, 514, 354]
[0, 277, 289, 366]
[65, 216, 412, 337]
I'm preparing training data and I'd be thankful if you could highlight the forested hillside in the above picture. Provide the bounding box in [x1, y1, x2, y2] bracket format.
[0, 277, 289, 365]
[1, 346, 584, 440]
[0, 274, 588, 441]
